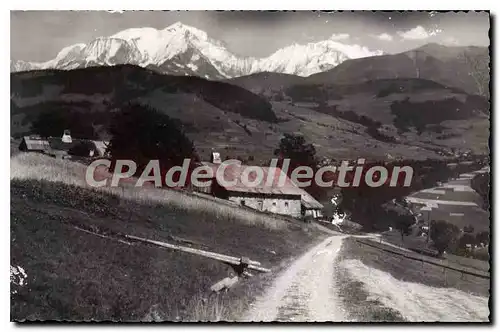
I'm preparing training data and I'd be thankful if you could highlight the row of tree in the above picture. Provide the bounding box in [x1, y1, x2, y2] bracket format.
[429, 220, 490, 260]
[471, 172, 490, 211]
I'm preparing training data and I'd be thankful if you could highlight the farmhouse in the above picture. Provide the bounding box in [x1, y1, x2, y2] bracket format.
[18, 135, 50, 152]
[19, 130, 109, 159]
[197, 154, 323, 219]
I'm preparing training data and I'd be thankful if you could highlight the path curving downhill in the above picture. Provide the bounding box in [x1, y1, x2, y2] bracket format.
[244, 233, 489, 322]
[244, 235, 348, 322]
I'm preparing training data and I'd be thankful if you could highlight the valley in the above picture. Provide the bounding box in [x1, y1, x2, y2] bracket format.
[11, 61, 490, 164]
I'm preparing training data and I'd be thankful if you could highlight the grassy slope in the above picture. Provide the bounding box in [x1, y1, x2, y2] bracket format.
[334, 237, 490, 322]
[307, 44, 489, 97]
[230, 74, 489, 160]
[338, 238, 489, 297]
[336, 239, 491, 322]
[11, 66, 489, 163]
[11, 154, 324, 321]
[381, 230, 490, 271]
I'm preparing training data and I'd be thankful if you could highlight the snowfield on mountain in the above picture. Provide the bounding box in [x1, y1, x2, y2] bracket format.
[10, 22, 383, 79]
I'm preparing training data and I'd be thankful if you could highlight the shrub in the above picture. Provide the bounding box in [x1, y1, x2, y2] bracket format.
[430, 220, 460, 255]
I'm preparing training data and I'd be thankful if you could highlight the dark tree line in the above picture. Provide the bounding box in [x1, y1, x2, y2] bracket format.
[31, 108, 98, 139]
[471, 173, 490, 210]
[337, 157, 486, 231]
[429, 220, 489, 260]
[107, 103, 198, 187]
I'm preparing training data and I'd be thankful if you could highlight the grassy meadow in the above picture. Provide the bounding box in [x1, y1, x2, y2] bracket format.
[10, 152, 325, 321]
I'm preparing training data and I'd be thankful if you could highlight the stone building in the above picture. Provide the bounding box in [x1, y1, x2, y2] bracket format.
[199, 154, 323, 219]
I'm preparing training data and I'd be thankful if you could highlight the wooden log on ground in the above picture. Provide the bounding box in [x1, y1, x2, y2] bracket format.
[125, 234, 271, 273]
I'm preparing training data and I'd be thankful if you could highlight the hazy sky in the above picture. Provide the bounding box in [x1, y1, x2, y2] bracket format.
[11, 11, 490, 62]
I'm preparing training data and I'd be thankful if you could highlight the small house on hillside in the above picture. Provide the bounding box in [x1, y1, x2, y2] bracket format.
[302, 194, 324, 219]
[19, 135, 50, 152]
[198, 154, 323, 219]
[19, 130, 109, 159]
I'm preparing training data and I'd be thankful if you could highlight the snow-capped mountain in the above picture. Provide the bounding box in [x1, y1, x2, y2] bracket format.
[11, 60, 36, 72]
[11, 22, 383, 79]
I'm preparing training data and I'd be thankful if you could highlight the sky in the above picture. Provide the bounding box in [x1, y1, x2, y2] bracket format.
[11, 11, 490, 62]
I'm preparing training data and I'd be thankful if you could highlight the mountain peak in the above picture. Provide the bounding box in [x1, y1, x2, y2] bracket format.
[54, 43, 86, 60]
[166, 21, 193, 31]
[163, 21, 209, 41]
[11, 22, 385, 79]
[168, 21, 186, 29]
[111, 27, 160, 41]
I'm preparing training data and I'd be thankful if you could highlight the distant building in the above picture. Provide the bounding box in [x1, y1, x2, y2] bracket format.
[293, 102, 320, 108]
[61, 129, 72, 143]
[19, 135, 50, 152]
[199, 159, 323, 219]
[211, 151, 222, 164]
[19, 130, 109, 158]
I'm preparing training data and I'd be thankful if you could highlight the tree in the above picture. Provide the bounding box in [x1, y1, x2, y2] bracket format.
[107, 103, 196, 185]
[395, 213, 414, 242]
[68, 140, 95, 157]
[471, 173, 490, 210]
[384, 202, 414, 242]
[458, 233, 476, 247]
[274, 133, 323, 199]
[457, 233, 477, 257]
[463, 224, 475, 233]
[31, 107, 97, 139]
[274, 133, 317, 169]
[430, 220, 460, 255]
[475, 231, 490, 246]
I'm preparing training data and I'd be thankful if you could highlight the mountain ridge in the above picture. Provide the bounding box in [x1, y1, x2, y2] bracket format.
[307, 43, 489, 96]
[10, 22, 383, 79]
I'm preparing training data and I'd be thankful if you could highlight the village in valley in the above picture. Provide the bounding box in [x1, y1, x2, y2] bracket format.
[15, 127, 489, 258]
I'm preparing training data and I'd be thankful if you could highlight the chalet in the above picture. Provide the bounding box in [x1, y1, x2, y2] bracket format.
[18, 135, 50, 152]
[197, 153, 323, 219]
[19, 130, 109, 159]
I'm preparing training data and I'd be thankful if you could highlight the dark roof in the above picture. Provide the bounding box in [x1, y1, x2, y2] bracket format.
[301, 193, 324, 210]
[47, 137, 108, 156]
[202, 161, 323, 210]
[21, 136, 50, 151]
[47, 137, 83, 151]
[20, 135, 109, 157]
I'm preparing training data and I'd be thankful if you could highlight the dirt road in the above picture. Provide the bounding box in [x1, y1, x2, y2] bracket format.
[244, 235, 348, 322]
[244, 234, 489, 322]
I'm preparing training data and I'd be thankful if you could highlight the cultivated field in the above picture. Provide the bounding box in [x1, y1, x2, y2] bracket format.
[407, 171, 490, 232]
